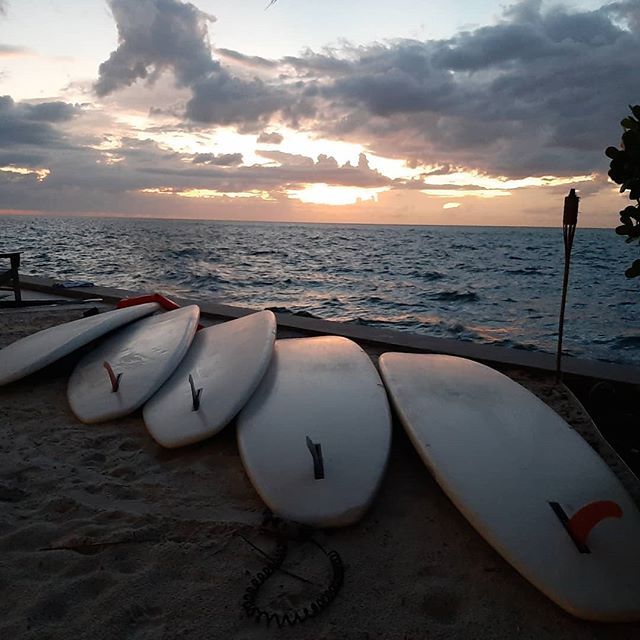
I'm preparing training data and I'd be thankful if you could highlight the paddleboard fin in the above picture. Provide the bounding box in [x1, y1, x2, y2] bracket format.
[549, 502, 589, 553]
[306, 436, 325, 480]
[103, 361, 122, 393]
[188, 374, 202, 411]
[567, 500, 623, 547]
[549, 500, 623, 553]
[116, 293, 204, 330]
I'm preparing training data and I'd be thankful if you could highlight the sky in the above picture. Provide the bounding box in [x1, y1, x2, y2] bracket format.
[0, 0, 638, 226]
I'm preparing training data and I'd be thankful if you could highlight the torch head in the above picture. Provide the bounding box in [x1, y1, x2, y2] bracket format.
[563, 188, 579, 226]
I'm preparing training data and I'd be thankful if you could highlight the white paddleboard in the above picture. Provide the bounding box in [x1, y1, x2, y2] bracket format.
[143, 310, 277, 448]
[237, 336, 392, 528]
[378, 352, 640, 622]
[0, 303, 159, 386]
[67, 305, 200, 423]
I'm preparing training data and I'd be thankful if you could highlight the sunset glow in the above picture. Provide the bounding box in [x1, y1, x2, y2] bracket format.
[0, 0, 634, 225]
[288, 184, 387, 206]
[141, 187, 274, 200]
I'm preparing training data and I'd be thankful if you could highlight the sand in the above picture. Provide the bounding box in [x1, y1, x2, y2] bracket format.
[1, 305, 639, 639]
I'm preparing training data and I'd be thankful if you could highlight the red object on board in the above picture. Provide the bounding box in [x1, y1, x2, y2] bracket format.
[116, 293, 204, 330]
[568, 500, 623, 547]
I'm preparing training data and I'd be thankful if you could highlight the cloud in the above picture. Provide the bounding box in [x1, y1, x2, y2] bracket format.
[94, 0, 638, 179]
[0, 151, 45, 166]
[0, 44, 31, 57]
[184, 72, 291, 128]
[0, 96, 79, 147]
[286, 1, 640, 178]
[159, 4, 619, 183]
[95, 0, 299, 128]
[4, 1, 636, 221]
[95, 0, 218, 96]
[215, 48, 278, 70]
[256, 150, 314, 166]
[257, 131, 283, 144]
[607, 0, 640, 31]
[192, 152, 243, 166]
[138, 151, 391, 192]
[0, 97, 392, 216]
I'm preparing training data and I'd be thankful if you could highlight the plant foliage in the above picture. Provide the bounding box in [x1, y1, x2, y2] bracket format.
[605, 105, 640, 277]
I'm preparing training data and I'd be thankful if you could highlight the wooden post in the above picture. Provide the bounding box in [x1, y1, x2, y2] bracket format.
[0, 252, 22, 303]
[556, 189, 579, 382]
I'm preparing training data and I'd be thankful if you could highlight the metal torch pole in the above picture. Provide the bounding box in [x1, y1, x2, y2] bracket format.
[556, 188, 579, 382]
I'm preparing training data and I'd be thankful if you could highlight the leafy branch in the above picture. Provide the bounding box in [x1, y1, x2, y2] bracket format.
[605, 104, 640, 277]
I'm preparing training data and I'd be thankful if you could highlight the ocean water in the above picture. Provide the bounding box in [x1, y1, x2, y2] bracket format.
[1, 215, 639, 366]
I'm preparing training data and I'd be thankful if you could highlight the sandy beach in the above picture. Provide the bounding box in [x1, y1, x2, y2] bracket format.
[1, 304, 639, 639]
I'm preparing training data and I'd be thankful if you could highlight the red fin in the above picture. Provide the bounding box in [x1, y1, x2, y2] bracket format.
[116, 293, 204, 330]
[116, 293, 179, 311]
[568, 500, 623, 546]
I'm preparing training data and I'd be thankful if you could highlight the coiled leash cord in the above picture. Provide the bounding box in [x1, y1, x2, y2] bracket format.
[242, 531, 344, 627]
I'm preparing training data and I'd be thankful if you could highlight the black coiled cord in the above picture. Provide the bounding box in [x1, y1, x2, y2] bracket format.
[242, 537, 344, 627]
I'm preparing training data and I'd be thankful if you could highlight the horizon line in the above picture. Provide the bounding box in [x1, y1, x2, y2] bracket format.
[0, 210, 613, 231]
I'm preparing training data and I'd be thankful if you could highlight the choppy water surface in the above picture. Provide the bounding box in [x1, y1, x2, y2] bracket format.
[1, 215, 639, 366]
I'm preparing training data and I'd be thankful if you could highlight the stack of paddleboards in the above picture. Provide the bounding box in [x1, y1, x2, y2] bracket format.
[1, 299, 639, 620]
[0, 298, 393, 529]
[0, 297, 280, 445]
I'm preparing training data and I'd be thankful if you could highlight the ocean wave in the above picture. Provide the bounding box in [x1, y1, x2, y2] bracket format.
[614, 335, 640, 349]
[252, 249, 284, 256]
[421, 271, 445, 281]
[505, 267, 543, 275]
[266, 306, 320, 319]
[484, 338, 541, 352]
[446, 322, 467, 335]
[170, 248, 202, 258]
[429, 291, 480, 303]
[364, 296, 422, 309]
[451, 243, 477, 251]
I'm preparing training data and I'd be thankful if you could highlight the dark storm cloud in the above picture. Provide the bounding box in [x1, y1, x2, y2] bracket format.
[0, 96, 78, 147]
[0, 150, 46, 166]
[128, 0, 636, 178]
[26, 101, 78, 122]
[318, 41, 455, 117]
[95, 0, 297, 128]
[283, 1, 640, 177]
[92, 0, 640, 172]
[184, 72, 291, 127]
[95, 0, 218, 96]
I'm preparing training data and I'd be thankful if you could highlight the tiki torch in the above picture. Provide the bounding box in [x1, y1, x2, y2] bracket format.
[556, 188, 579, 381]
